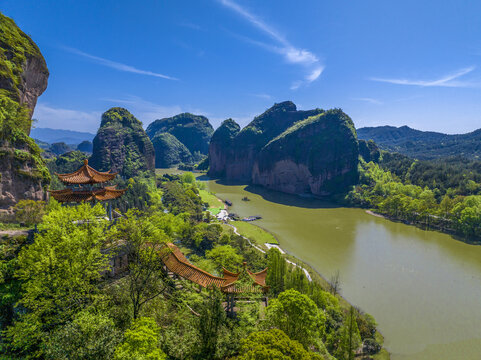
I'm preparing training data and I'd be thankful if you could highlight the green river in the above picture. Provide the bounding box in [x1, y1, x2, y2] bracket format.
[203, 179, 481, 360]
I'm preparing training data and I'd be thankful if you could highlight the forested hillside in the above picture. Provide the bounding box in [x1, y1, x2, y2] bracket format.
[350, 149, 481, 240]
[357, 125, 481, 160]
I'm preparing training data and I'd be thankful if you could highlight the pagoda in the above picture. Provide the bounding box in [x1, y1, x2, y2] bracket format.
[49, 159, 126, 218]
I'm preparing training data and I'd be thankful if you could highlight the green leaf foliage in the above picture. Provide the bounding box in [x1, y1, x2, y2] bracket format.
[4, 203, 110, 357]
[265, 289, 325, 349]
[235, 329, 323, 360]
[114, 317, 166, 360]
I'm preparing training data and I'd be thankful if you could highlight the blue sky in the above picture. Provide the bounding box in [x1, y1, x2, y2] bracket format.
[2, 0, 481, 133]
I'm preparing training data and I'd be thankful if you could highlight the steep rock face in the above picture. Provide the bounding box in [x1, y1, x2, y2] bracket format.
[209, 101, 323, 181]
[90, 108, 155, 178]
[0, 13, 50, 211]
[208, 118, 240, 176]
[252, 110, 359, 195]
[146, 113, 214, 156]
[151, 132, 193, 168]
[0, 136, 50, 209]
[0, 13, 49, 130]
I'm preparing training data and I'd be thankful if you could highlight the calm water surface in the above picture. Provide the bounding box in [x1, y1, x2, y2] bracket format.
[204, 179, 481, 360]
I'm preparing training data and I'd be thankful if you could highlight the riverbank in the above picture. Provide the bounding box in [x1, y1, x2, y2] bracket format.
[206, 189, 390, 360]
[364, 208, 481, 245]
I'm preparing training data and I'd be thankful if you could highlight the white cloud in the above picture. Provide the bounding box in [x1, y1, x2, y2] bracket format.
[33, 103, 101, 132]
[250, 93, 272, 100]
[291, 66, 324, 90]
[352, 97, 383, 105]
[306, 66, 324, 82]
[370, 66, 477, 88]
[63, 47, 179, 81]
[284, 47, 318, 65]
[218, 0, 323, 89]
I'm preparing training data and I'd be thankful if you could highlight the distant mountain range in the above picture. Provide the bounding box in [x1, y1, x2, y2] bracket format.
[357, 125, 481, 160]
[30, 127, 95, 145]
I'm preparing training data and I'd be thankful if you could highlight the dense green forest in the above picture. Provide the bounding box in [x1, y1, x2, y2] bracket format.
[0, 171, 387, 359]
[347, 152, 481, 240]
[357, 125, 481, 160]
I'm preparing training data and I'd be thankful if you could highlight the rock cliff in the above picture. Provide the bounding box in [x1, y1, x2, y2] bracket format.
[0, 12, 50, 211]
[146, 113, 214, 156]
[151, 132, 193, 168]
[0, 13, 49, 131]
[90, 108, 155, 178]
[208, 118, 240, 177]
[209, 102, 360, 196]
[252, 109, 359, 195]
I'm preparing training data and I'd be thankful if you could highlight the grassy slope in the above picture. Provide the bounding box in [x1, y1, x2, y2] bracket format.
[231, 220, 278, 245]
[199, 189, 224, 215]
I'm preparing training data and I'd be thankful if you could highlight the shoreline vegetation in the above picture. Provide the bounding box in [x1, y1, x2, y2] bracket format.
[347, 158, 481, 244]
[202, 182, 390, 360]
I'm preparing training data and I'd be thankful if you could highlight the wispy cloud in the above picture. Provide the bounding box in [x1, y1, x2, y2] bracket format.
[352, 97, 383, 105]
[370, 66, 477, 88]
[102, 96, 183, 126]
[63, 46, 179, 81]
[33, 103, 101, 132]
[250, 93, 272, 100]
[179, 22, 203, 31]
[218, 0, 323, 89]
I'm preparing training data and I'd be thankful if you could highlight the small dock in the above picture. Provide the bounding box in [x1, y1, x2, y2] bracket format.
[241, 215, 262, 222]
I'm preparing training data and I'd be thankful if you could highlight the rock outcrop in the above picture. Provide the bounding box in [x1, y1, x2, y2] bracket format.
[146, 113, 214, 157]
[252, 110, 359, 195]
[208, 118, 240, 177]
[0, 13, 49, 131]
[209, 102, 360, 196]
[151, 132, 193, 168]
[0, 12, 50, 211]
[90, 108, 155, 178]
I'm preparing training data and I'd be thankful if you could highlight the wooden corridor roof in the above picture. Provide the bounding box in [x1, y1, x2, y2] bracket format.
[159, 243, 268, 293]
[49, 186, 126, 203]
[56, 159, 117, 185]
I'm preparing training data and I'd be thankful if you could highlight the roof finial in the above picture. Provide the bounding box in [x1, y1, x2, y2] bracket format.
[84, 159, 88, 165]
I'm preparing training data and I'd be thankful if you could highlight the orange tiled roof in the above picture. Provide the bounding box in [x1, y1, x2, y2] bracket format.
[49, 186, 126, 203]
[159, 243, 268, 293]
[56, 159, 117, 184]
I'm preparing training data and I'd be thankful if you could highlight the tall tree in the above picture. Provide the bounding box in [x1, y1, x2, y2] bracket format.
[196, 287, 226, 359]
[111, 210, 170, 319]
[5, 204, 110, 358]
[265, 289, 324, 349]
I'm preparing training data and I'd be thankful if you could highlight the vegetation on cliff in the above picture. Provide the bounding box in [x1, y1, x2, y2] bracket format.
[211, 118, 240, 147]
[0, 13, 50, 211]
[146, 113, 214, 157]
[255, 109, 359, 194]
[90, 107, 155, 178]
[0, 12, 48, 121]
[151, 132, 193, 168]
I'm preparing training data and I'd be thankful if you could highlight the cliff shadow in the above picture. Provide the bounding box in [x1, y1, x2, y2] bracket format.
[243, 184, 342, 209]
